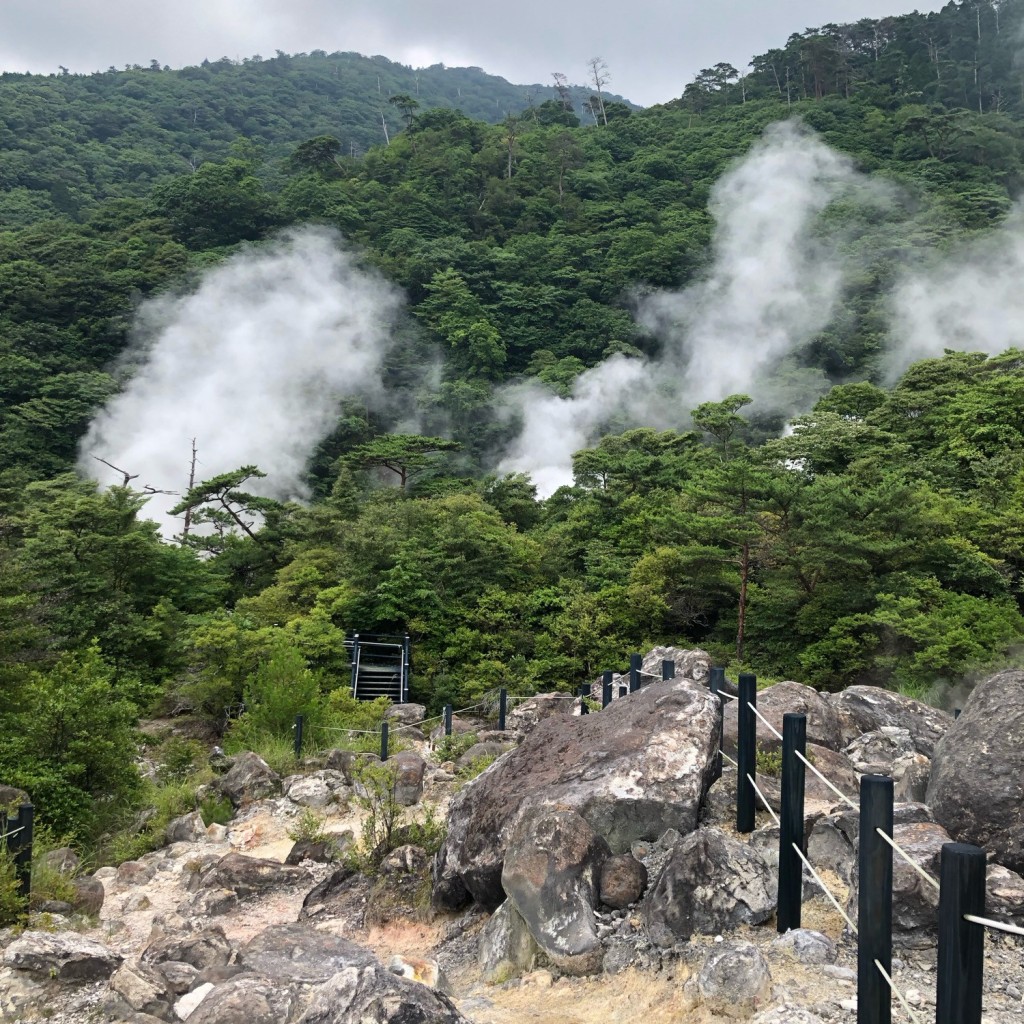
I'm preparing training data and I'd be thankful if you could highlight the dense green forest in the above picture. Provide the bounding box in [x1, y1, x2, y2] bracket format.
[3, 0, 1024, 852]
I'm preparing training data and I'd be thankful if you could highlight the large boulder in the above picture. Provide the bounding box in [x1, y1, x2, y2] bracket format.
[214, 752, 282, 807]
[640, 647, 710, 687]
[109, 961, 173, 1018]
[391, 751, 426, 807]
[142, 925, 234, 970]
[504, 693, 575, 738]
[723, 681, 842, 754]
[432, 678, 721, 911]
[200, 852, 312, 897]
[236, 923, 375, 982]
[4, 932, 123, 981]
[829, 686, 952, 756]
[843, 727, 916, 776]
[185, 976, 301, 1024]
[927, 669, 1024, 873]
[478, 901, 538, 983]
[166, 811, 208, 844]
[501, 807, 610, 976]
[295, 965, 467, 1023]
[642, 827, 775, 945]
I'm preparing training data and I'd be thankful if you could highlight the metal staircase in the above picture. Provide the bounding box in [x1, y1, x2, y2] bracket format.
[347, 633, 411, 703]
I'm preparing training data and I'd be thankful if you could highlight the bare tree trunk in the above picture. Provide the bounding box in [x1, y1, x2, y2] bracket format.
[181, 438, 198, 544]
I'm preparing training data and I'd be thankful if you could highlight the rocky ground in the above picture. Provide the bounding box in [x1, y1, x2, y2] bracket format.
[1, 652, 1023, 1023]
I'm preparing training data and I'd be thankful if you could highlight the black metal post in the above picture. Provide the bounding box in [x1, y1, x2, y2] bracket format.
[858, 774, 894, 1024]
[602, 671, 613, 708]
[402, 633, 411, 703]
[737, 672, 757, 833]
[629, 653, 641, 693]
[580, 682, 591, 714]
[380, 721, 389, 761]
[710, 666, 725, 694]
[954, 708, 961, 719]
[293, 714, 305, 758]
[498, 688, 507, 731]
[778, 712, 807, 933]
[12, 804, 32, 900]
[349, 633, 360, 697]
[936, 843, 985, 1024]
[618, 684, 627, 699]
[444, 704, 453, 736]
[662, 659, 675, 681]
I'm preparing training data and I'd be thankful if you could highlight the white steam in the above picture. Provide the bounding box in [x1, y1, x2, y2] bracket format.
[499, 122, 866, 494]
[81, 227, 402, 531]
[888, 205, 1024, 377]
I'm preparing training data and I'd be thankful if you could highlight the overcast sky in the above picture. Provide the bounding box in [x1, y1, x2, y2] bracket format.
[2, 1, 947, 106]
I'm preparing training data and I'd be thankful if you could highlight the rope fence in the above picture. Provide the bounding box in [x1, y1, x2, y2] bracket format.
[716, 664, 1021, 1024]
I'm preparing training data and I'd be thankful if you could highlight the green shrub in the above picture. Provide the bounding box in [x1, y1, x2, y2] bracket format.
[0, 845, 26, 926]
[287, 809, 329, 844]
[455, 753, 497, 784]
[403, 804, 447, 855]
[433, 732, 478, 763]
[755, 746, 783, 778]
[156, 738, 206, 784]
[351, 759, 402, 867]
[199, 793, 233, 828]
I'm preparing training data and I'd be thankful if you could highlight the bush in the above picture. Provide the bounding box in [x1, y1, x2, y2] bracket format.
[455, 752, 497, 784]
[433, 732, 478, 763]
[0, 845, 26, 926]
[199, 793, 233, 827]
[351, 759, 401, 867]
[156, 738, 206, 784]
[287, 809, 329, 844]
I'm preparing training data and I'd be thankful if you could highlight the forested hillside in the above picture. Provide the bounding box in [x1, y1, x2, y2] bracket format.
[0, 50, 631, 225]
[3, 0, 1024, 852]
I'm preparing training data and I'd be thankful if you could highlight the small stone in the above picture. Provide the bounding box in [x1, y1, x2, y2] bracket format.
[839, 998, 857, 1011]
[522, 970, 553, 988]
[1007, 983, 1023, 1000]
[823, 965, 856, 982]
[174, 982, 214, 1020]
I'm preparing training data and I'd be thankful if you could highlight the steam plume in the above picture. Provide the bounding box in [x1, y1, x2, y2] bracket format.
[499, 122, 865, 494]
[81, 227, 402, 531]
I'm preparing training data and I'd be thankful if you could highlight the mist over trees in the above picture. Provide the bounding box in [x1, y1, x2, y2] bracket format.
[4, 0, 1024, 848]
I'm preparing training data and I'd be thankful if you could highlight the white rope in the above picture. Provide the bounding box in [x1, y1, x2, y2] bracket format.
[721, 750, 738, 768]
[964, 914, 1024, 937]
[746, 701, 784, 741]
[747, 773, 780, 826]
[791, 842, 857, 934]
[874, 959, 925, 1024]
[638, 670, 662, 679]
[507, 694, 577, 704]
[315, 726, 381, 734]
[451, 700, 489, 715]
[0, 826, 25, 839]
[874, 828, 941, 893]
[716, 690, 737, 701]
[794, 749, 859, 812]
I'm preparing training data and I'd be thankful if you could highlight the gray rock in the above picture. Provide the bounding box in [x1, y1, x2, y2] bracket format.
[599, 853, 648, 909]
[236, 923, 375, 983]
[771, 928, 837, 965]
[501, 807, 609, 976]
[640, 647, 711, 687]
[156, 960, 198, 996]
[829, 686, 952, 756]
[3, 931, 123, 981]
[392, 751, 426, 807]
[71, 876, 105, 916]
[166, 811, 207, 845]
[117, 859, 155, 887]
[454, 742, 513, 770]
[0, 786, 30, 811]
[504, 693, 575, 738]
[387, 955, 449, 993]
[200, 852, 312, 897]
[696, 941, 772, 1018]
[142, 926, 234, 971]
[433, 678, 721, 911]
[185, 888, 238, 917]
[295, 964, 468, 1023]
[284, 771, 347, 809]
[109, 961, 172, 1017]
[39, 847, 79, 876]
[643, 827, 775, 944]
[478, 900, 538, 984]
[724, 681, 842, 753]
[894, 755, 931, 804]
[378, 844, 429, 876]
[386, 703, 426, 726]
[286, 837, 346, 865]
[752, 1009, 826, 1024]
[214, 752, 282, 807]
[843, 727, 916, 776]
[186, 976, 300, 1024]
[928, 669, 1024, 873]
[986, 863, 1024, 923]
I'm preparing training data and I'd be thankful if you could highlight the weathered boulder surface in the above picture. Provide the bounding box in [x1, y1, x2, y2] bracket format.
[432, 679, 721, 911]
[72, 875, 105, 915]
[236, 923, 375, 982]
[200, 852, 312, 897]
[829, 686, 952, 756]
[695, 941, 772, 1018]
[928, 669, 1024, 873]
[4, 932, 123, 981]
[214, 752, 282, 807]
[142, 925, 234, 970]
[643, 827, 775, 945]
[724, 682, 842, 754]
[750, 743, 858, 812]
[386, 702, 426, 726]
[295, 964, 468, 1023]
[185, 976, 300, 1024]
[640, 647, 710, 687]
[454, 741, 513, 770]
[392, 751, 426, 807]
[770, 928, 837, 965]
[504, 693, 575, 738]
[166, 810, 208, 844]
[39, 847, 79, 875]
[843, 727, 916, 776]
[109, 960, 173, 1018]
[501, 807, 610, 975]
[479, 900, 538, 983]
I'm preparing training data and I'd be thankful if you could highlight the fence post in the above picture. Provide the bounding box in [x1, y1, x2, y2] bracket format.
[709, 667, 724, 782]
[954, 708, 961, 719]
[402, 633, 411, 703]
[293, 714, 305, 758]
[380, 721, 389, 761]
[618, 683, 627, 699]
[580, 682, 591, 714]
[12, 804, 32, 900]
[349, 633, 360, 697]
[444, 704, 453, 737]
[778, 712, 807, 933]
[936, 843, 985, 1024]
[662, 659, 675, 681]
[498, 688, 507, 731]
[737, 672, 757, 833]
[602, 671, 613, 708]
[858, 774, 894, 1024]
[629, 653, 641, 692]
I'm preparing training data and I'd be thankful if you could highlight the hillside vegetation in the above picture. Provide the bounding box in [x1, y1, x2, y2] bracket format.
[2, 0, 1024, 848]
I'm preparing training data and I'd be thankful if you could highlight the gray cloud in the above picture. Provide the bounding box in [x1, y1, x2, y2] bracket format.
[4, 0, 947, 105]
